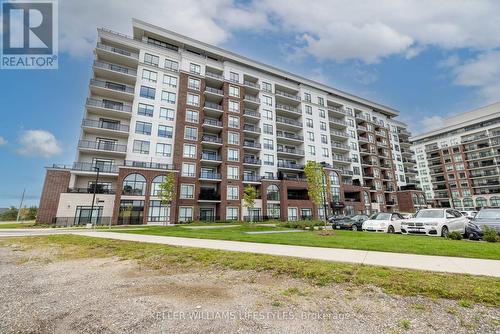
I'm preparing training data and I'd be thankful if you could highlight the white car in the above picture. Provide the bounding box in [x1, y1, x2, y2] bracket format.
[460, 210, 477, 219]
[362, 212, 405, 233]
[401, 208, 467, 237]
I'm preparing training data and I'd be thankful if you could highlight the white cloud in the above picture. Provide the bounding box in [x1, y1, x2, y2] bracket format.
[17, 130, 63, 158]
[420, 115, 445, 132]
[0, 136, 6, 146]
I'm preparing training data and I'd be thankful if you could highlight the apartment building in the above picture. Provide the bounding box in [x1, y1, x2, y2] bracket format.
[37, 19, 421, 225]
[411, 102, 500, 209]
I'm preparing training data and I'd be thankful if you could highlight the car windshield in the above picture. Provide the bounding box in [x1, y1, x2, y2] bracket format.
[475, 209, 500, 220]
[371, 213, 392, 220]
[415, 210, 443, 219]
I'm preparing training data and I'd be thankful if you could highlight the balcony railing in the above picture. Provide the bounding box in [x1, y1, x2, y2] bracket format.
[332, 156, 351, 163]
[78, 140, 126, 153]
[329, 118, 347, 126]
[67, 187, 116, 195]
[86, 98, 132, 113]
[328, 107, 345, 115]
[277, 162, 304, 170]
[123, 160, 175, 170]
[243, 124, 261, 133]
[330, 130, 349, 137]
[96, 43, 139, 59]
[82, 119, 129, 132]
[72, 162, 118, 173]
[93, 60, 137, 76]
[276, 132, 304, 141]
[244, 81, 260, 89]
[275, 90, 300, 101]
[201, 153, 222, 161]
[199, 172, 222, 180]
[243, 175, 262, 182]
[205, 86, 224, 95]
[243, 157, 262, 165]
[276, 104, 301, 114]
[243, 109, 261, 118]
[244, 95, 260, 103]
[201, 135, 223, 144]
[199, 192, 221, 201]
[276, 116, 302, 127]
[205, 71, 224, 80]
[203, 118, 223, 127]
[277, 147, 305, 155]
[243, 142, 261, 149]
[204, 102, 223, 111]
[331, 143, 350, 150]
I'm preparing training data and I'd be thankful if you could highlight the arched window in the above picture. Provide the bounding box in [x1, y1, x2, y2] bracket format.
[463, 198, 474, 208]
[330, 172, 340, 186]
[151, 175, 167, 196]
[123, 173, 146, 196]
[364, 192, 370, 205]
[452, 199, 462, 209]
[490, 196, 500, 207]
[412, 193, 418, 205]
[267, 185, 280, 201]
[476, 197, 487, 208]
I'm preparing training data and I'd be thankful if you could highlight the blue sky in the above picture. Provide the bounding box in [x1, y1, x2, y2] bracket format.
[1, 0, 500, 208]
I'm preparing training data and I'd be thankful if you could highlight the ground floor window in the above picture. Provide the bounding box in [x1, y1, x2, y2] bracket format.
[179, 207, 193, 222]
[287, 207, 298, 221]
[200, 208, 216, 221]
[74, 206, 103, 225]
[318, 207, 325, 219]
[118, 200, 144, 225]
[148, 200, 170, 222]
[226, 207, 239, 221]
[300, 208, 312, 220]
[267, 203, 280, 219]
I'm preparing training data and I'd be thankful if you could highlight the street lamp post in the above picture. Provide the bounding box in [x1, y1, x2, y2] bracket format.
[89, 166, 100, 227]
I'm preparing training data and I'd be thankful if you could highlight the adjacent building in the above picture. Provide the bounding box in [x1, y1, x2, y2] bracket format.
[37, 19, 422, 225]
[411, 102, 500, 209]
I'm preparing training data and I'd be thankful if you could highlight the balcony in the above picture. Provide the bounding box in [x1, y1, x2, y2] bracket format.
[243, 109, 261, 119]
[243, 124, 261, 135]
[95, 43, 139, 67]
[204, 86, 224, 97]
[204, 102, 224, 113]
[243, 141, 261, 151]
[277, 147, 305, 156]
[276, 116, 303, 129]
[203, 118, 223, 130]
[331, 142, 350, 152]
[276, 104, 301, 116]
[277, 162, 304, 170]
[275, 90, 301, 103]
[200, 153, 222, 164]
[81, 119, 129, 138]
[332, 156, 351, 164]
[243, 80, 260, 92]
[123, 160, 175, 170]
[85, 98, 132, 119]
[244, 95, 260, 106]
[205, 71, 224, 82]
[67, 187, 116, 195]
[462, 134, 488, 143]
[198, 191, 221, 202]
[243, 157, 262, 165]
[199, 172, 222, 181]
[93, 60, 136, 84]
[328, 107, 345, 117]
[243, 175, 262, 183]
[330, 130, 349, 140]
[71, 162, 118, 174]
[78, 140, 126, 155]
[329, 117, 347, 129]
[276, 131, 304, 143]
[89, 79, 135, 101]
[201, 135, 223, 147]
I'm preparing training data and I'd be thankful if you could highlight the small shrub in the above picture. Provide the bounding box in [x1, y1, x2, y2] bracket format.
[482, 226, 499, 243]
[458, 299, 472, 308]
[447, 231, 463, 240]
[399, 319, 411, 330]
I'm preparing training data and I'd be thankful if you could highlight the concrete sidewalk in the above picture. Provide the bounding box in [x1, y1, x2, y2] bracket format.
[71, 231, 500, 277]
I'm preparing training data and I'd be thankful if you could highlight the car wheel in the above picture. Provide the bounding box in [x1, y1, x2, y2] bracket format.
[441, 226, 449, 238]
[387, 225, 395, 234]
[351, 225, 358, 231]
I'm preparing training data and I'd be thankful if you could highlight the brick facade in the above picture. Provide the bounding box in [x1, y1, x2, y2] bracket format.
[37, 169, 71, 223]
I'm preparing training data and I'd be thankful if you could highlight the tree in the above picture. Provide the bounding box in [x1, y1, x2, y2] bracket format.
[0, 207, 18, 222]
[159, 173, 175, 226]
[304, 161, 329, 224]
[243, 185, 259, 222]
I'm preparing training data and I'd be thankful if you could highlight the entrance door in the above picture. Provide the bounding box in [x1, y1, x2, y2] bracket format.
[200, 208, 215, 222]
[248, 208, 261, 222]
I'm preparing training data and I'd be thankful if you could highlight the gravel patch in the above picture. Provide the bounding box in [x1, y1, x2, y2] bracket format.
[0, 246, 498, 334]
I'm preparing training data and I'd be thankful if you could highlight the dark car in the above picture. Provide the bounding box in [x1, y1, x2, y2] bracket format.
[465, 208, 500, 240]
[327, 214, 347, 224]
[331, 214, 369, 231]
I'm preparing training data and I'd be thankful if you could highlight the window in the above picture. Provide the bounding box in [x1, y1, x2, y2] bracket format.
[156, 143, 172, 157]
[148, 200, 169, 222]
[308, 132, 314, 141]
[308, 145, 315, 155]
[321, 134, 328, 144]
[142, 69, 157, 82]
[463, 198, 474, 207]
[229, 86, 240, 97]
[267, 185, 280, 201]
[227, 186, 239, 200]
[476, 197, 487, 207]
[138, 103, 154, 117]
[135, 121, 152, 135]
[304, 93, 311, 102]
[123, 173, 146, 195]
[267, 203, 280, 219]
[229, 100, 240, 113]
[228, 116, 239, 128]
[229, 72, 239, 82]
[185, 110, 199, 123]
[164, 59, 178, 71]
[144, 53, 159, 67]
[189, 63, 201, 74]
[306, 118, 313, 128]
[228, 132, 239, 145]
[320, 122, 327, 131]
[186, 93, 199, 106]
[228, 148, 239, 161]
[161, 91, 176, 104]
[227, 166, 239, 180]
[317, 97, 324, 106]
[163, 75, 177, 87]
[305, 105, 312, 115]
[262, 82, 272, 92]
[140, 86, 155, 99]
[182, 163, 196, 177]
[178, 207, 193, 222]
[263, 139, 273, 150]
[180, 184, 195, 199]
[263, 109, 272, 120]
[262, 95, 272, 107]
[158, 125, 173, 138]
[184, 127, 198, 141]
[133, 140, 150, 154]
[319, 109, 325, 118]
[226, 207, 239, 220]
[490, 197, 500, 207]
[188, 77, 200, 90]
[151, 176, 167, 196]
[263, 124, 273, 135]
[159, 107, 174, 121]
[264, 154, 274, 166]
[322, 147, 329, 157]
[183, 144, 196, 158]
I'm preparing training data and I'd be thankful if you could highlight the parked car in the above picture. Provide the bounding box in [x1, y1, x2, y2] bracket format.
[331, 214, 369, 231]
[401, 213, 415, 219]
[362, 212, 405, 233]
[460, 210, 477, 219]
[465, 208, 500, 239]
[401, 208, 467, 237]
[327, 214, 347, 224]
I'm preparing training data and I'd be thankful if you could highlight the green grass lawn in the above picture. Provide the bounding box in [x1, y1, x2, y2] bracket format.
[114, 225, 500, 260]
[2, 235, 498, 306]
[0, 221, 37, 229]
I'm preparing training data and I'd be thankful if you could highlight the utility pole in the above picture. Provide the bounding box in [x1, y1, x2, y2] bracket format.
[89, 166, 100, 227]
[16, 189, 25, 222]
